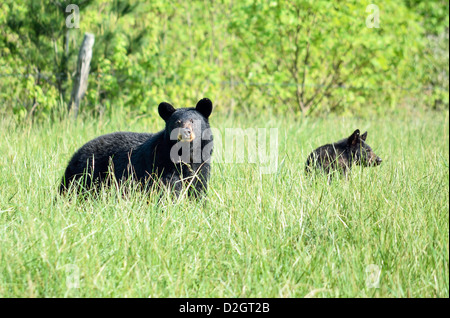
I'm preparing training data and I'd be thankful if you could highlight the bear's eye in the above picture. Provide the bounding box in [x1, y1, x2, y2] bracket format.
[190, 119, 193, 123]
[176, 120, 181, 124]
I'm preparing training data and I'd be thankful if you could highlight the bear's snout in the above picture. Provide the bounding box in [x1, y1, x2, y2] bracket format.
[368, 155, 382, 166]
[177, 126, 196, 142]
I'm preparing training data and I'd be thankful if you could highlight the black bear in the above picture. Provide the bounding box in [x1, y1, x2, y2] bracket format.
[305, 129, 382, 179]
[60, 98, 214, 198]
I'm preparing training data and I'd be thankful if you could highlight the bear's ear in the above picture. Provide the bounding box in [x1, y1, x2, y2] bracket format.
[158, 102, 176, 121]
[196, 98, 213, 118]
[348, 129, 360, 147]
[361, 131, 368, 141]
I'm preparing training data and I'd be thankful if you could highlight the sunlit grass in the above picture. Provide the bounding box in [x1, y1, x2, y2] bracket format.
[0, 110, 448, 297]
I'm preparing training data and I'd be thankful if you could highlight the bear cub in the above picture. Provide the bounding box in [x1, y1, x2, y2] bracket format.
[60, 98, 214, 198]
[305, 129, 382, 179]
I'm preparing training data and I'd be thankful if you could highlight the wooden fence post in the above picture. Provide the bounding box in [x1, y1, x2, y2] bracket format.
[68, 32, 95, 119]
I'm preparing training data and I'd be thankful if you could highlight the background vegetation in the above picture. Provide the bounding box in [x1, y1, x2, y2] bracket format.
[0, 0, 448, 121]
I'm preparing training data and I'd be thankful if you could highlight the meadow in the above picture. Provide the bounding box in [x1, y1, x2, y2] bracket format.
[0, 109, 448, 297]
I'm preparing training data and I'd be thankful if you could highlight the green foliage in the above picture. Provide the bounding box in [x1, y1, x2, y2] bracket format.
[0, 0, 448, 122]
[404, 0, 449, 35]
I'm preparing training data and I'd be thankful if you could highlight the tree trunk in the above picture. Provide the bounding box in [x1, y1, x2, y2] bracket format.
[68, 32, 95, 119]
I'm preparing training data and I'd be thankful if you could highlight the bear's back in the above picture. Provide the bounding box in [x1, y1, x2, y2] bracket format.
[63, 132, 153, 181]
[73, 132, 152, 161]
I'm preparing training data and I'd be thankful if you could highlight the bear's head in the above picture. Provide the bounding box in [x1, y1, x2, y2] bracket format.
[347, 129, 382, 167]
[159, 98, 212, 142]
[158, 98, 214, 164]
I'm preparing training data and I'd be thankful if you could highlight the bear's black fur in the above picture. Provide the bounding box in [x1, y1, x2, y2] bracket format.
[305, 129, 382, 179]
[60, 98, 214, 198]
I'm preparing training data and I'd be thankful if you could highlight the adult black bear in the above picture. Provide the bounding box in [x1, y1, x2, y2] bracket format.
[60, 98, 214, 198]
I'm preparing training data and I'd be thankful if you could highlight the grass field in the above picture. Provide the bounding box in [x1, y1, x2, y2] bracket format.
[0, 109, 448, 297]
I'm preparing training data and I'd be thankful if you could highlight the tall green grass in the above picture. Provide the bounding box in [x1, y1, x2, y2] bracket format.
[0, 110, 448, 297]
